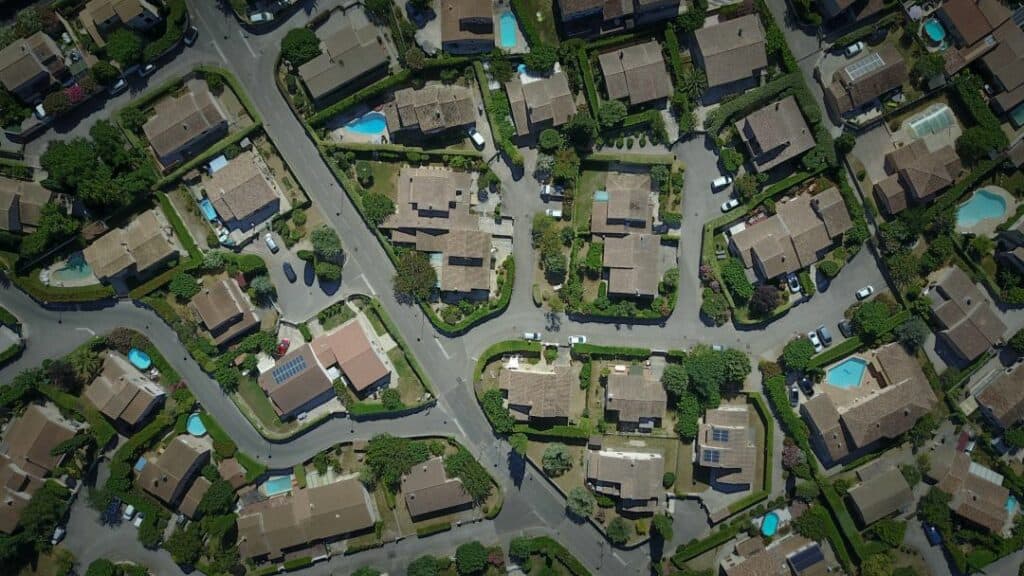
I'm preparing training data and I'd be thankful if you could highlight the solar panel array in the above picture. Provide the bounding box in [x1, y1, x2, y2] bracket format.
[272, 354, 308, 385]
[702, 449, 721, 464]
[788, 545, 825, 572]
[712, 428, 730, 442]
[845, 52, 884, 82]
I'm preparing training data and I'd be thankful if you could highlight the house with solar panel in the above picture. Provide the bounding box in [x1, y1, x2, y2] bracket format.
[695, 405, 757, 493]
[720, 534, 835, 576]
[823, 45, 908, 121]
[257, 344, 335, 420]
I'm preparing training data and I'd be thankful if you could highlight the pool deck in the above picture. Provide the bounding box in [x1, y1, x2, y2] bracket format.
[325, 105, 390, 144]
[40, 254, 100, 288]
[956, 186, 1016, 237]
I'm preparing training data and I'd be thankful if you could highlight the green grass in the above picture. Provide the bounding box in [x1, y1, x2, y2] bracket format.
[574, 170, 604, 233]
[320, 306, 356, 331]
[0, 305, 19, 328]
[236, 451, 267, 482]
[387, 348, 426, 405]
[512, 0, 559, 46]
[237, 376, 287, 430]
[293, 464, 307, 488]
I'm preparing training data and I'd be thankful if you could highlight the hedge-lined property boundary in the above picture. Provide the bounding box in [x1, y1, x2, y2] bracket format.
[516, 536, 593, 576]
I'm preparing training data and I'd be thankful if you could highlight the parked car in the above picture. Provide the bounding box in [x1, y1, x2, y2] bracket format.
[103, 498, 122, 525]
[282, 261, 297, 283]
[138, 63, 156, 77]
[264, 233, 279, 253]
[855, 285, 875, 300]
[276, 339, 290, 356]
[132, 513, 145, 528]
[787, 272, 801, 294]
[51, 526, 65, 545]
[540, 183, 565, 199]
[122, 504, 136, 521]
[721, 197, 740, 212]
[837, 320, 854, 338]
[798, 376, 814, 396]
[711, 175, 733, 191]
[711, 344, 724, 352]
[33, 103, 47, 121]
[568, 335, 587, 346]
[249, 11, 274, 22]
[807, 331, 823, 353]
[468, 128, 485, 148]
[545, 208, 563, 219]
[924, 523, 942, 546]
[817, 324, 833, 346]
[844, 41, 865, 57]
[184, 26, 199, 46]
[107, 76, 128, 96]
[523, 332, 542, 341]
[789, 384, 799, 407]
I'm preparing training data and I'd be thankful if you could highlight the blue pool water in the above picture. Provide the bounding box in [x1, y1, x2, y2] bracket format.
[827, 357, 868, 389]
[52, 252, 93, 282]
[346, 111, 387, 135]
[128, 348, 152, 371]
[594, 190, 609, 202]
[517, 63, 527, 76]
[499, 11, 517, 48]
[186, 413, 207, 437]
[924, 18, 946, 43]
[134, 456, 147, 472]
[1008, 495, 1018, 513]
[264, 475, 293, 497]
[957, 189, 1007, 228]
[199, 198, 218, 221]
[761, 512, 779, 537]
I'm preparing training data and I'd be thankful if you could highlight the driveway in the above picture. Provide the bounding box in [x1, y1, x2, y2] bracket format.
[852, 123, 896, 184]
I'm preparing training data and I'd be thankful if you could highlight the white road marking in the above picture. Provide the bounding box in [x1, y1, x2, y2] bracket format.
[613, 553, 627, 566]
[357, 273, 377, 296]
[452, 417, 467, 438]
[75, 327, 96, 336]
[210, 40, 228, 64]
[238, 31, 258, 58]
[435, 338, 451, 359]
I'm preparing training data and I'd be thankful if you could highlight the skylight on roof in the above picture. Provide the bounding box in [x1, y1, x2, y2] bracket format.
[845, 52, 885, 82]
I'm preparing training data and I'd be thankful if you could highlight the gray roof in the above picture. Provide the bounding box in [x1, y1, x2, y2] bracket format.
[735, 96, 815, 172]
[598, 41, 672, 105]
[298, 23, 388, 101]
[694, 15, 767, 88]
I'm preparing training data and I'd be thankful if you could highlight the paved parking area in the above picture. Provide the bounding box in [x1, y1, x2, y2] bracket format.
[852, 124, 895, 184]
[244, 233, 349, 323]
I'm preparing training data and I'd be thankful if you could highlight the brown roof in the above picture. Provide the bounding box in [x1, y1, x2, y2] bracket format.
[205, 151, 279, 227]
[935, 452, 1011, 534]
[0, 186, 15, 232]
[441, 229, 491, 293]
[401, 457, 473, 518]
[697, 405, 757, 486]
[440, 0, 494, 46]
[257, 344, 333, 417]
[83, 208, 178, 280]
[218, 458, 248, 490]
[723, 535, 819, 576]
[847, 467, 912, 525]
[983, 19, 1024, 97]
[311, 321, 390, 393]
[826, 45, 907, 116]
[802, 393, 849, 461]
[179, 476, 212, 519]
[505, 72, 577, 136]
[0, 177, 52, 231]
[189, 278, 258, 346]
[142, 79, 227, 163]
[603, 234, 660, 297]
[298, 23, 387, 101]
[84, 0, 151, 26]
[137, 435, 211, 506]
[930, 267, 1007, 361]
[586, 449, 664, 512]
[0, 32, 65, 95]
[237, 478, 374, 560]
[694, 15, 767, 88]
[499, 367, 573, 421]
[598, 41, 673, 105]
[591, 172, 654, 235]
[1009, 138, 1024, 168]
[0, 454, 45, 534]
[977, 364, 1024, 429]
[939, 0, 1010, 47]
[84, 353, 165, 428]
[1, 404, 78, 479]
[887, 140, 962, 205]
[605, 370, 667, 424]
[736, 96, 815, 172]
[383, 166, 476, 236]
[384, 84, 476, 135]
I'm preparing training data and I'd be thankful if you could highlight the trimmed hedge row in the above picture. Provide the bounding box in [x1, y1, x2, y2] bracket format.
[0, 341, 23, 367]
[579, 47, 600, 113]
[474, 62, 523, 167]
[582, 152, 674, 167]
[671, 523, 742, 567]
[12, 272, 116, 303]
[415, 521, 452, 537]
[364, 298, 434, 394]
[819, 481, 869, 562]
[509, 0, 541, 47]
[763, 375, 816, 474]
[834, 12, 902, 47]
[157, 191, 200, 259]
[324, 141, 480, 160]
[569, 343, 650, 360]
[474, 340, 542, 382]
[705, 73, 802, 137]
[524, 536, 592, 576]
[513, 423, 591, 441]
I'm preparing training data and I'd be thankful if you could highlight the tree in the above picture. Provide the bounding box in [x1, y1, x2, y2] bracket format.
[917, 488, 952, 532]
[394, 251, 437, 300]
[90, 120, 130, 169]
[365, 434, 430, 488]
[562, 109, 598, 149]
[534, 154, 555, 180]
[566, 486, 595, 518]
[552, 147, 580, 185]
[853, 300, 890, 342]
[748, 284, 780, 316]
[598, 99, 627, 128]
[861, 553, 894, 576]
[250, 275, 275, 302]
[197, 480, 235, 516]
[165, 523, 203, 565]
[381, 388, 402, 410]
[91, 61, 120, 85]
[652, 514, 673, 542]
[661, 363, 689, 400]
[524, 44, 558, 72]
[169, 273, 200, 301]
[121, 107, 147, 133]
[957, 126, 1006, 165]
[969, 234, 995, 258]
[509, 537, 534, 561]
[67, 346, 102, 383]
[406, 555, 439, 576]
[793, 505, 829, 540]
[310, 225, 343, 261]
[105, 29, 142, 66]
[43, 91, 72, 116]
[509, 432, 528, 456]
[364, 0, 393, 19]
[85, 559, 117, 576]
[795, 481, 820, 501]
[912, 53, 945, 84]
[538, 128, 563, 153]
[606, 517, 631, 545]
[353, 568, 382, 576]
[488, 50, 514, 83]
[405, 46, 427, 70]
[835, 132, 856, 155]
[868, 519, 906, 548]
[455, 541, 487, 575]
[41, 138, 96, 191]
[734, 174, 758, 202]
[541, 443, 573, 477]
[783, 338, 815, 371]
[280, 28, 321, 66]
[720, 147, 743, 174]
[895, 317, 930, 351]
[362, 192, 395, 227]
[907, 412, 937, 449]
[675, 393, 700, 440]
[1010, 329, 1024, 356]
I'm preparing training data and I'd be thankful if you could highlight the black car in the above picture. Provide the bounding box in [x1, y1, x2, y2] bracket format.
[184, 26, 199, 46]
[838, 320, 855, 338]
[282, 262, 297, 283]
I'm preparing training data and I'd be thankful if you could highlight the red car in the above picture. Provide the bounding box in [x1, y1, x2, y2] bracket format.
[276, 339, 291, 356]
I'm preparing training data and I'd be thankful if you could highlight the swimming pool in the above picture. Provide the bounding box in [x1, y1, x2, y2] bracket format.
[1008, 495, 1018, 513]
[924, 18, 946, 43]
[827, 357, 868, 389]
[128, 348, 152, 371]
[186, 413, 207, 437]
[761, 512, 779, 537]
[499, 11, 517, 48]
[907, 104, 955, 139]
[346, 111, 387, 135]
[594, 190, 609, 202]
[957, 189, 1007, 228]
[51, 253, 93, 282]
[263, 475, 293, 497]
[199, 198, 218, 221]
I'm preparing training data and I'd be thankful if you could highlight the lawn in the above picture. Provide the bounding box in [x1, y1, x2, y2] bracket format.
[320, 304, 356, 331]
[388, 347, 428, 405]
[365, 161, 400, 201]
[516, 0, 559, 46]
[363, 305, 388, 336]
[235, 375, 298, 435]
[574, 170, 605, 234]
[526, 440, 587, 496]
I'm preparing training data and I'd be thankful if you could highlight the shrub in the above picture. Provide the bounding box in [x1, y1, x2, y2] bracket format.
[541, 443, 573, 477]
[662, 472, 676, 488]
[782, 338, 815, 371]
[567, 486, 595, 518]
[281, 28, 321, 66]
[607, 517, 631, 545]
[819, 259, 841, 278]
[749, 284, 780, 316]
[169, 273, 200, 301]
[455, 541, 488, 575]
[721, 258, 753, 301]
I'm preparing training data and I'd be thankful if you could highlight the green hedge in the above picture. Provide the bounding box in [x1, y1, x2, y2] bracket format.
[509, 0, 541, 47]
[126, 258, 187, 300]
[569, 344, 650, 360]
[199, 412, 238, 458]
[819, 482, 868, 562]
[763, 375, 816, 474]
[365, 298, 434, 394]
[325, 141, 480, 160]
[582, 152, 674, 167]
[158, 124, 263, 186]
[282, 557, 312, 571]
[705, 73, 802, 136]
[474, 340, 542, 382]
[514, 423, 591, 441]
[415, 521, 452, 537]
[157, 191, 200, 259]
[579, 47, 600, 112]
[474, 62, 523, 167]
[671, 524, 742, 566]
[0, 341, 23, 367]
[422, 258, 515, 335]
[12, 272, 116, 303]
[143, 0, 187, 62]
[834, 12, 903, 48]
[807, 337, 863, 369]
[526, 536, 592, 576]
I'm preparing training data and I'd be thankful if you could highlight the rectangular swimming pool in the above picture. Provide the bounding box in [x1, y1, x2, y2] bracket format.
[263, 475, 293, 497]
[827, 357, 868, 389]
[199, 198, 218, 221]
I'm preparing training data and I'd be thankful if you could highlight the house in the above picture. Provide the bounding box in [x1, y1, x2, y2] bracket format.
[977, 364, 1024, 430]
[847, 468, 913, 526]
[591, 172, 654, 236]
[802, 343, 938, 464]
[585, 449, 663, 514]
[980, 19, 1024, 121]
[218, 458, 248, 490]
[143, 79, 229, 169]
[311, 320, 391, 396]
[80, 0, 161, 47]
[189, 278, 260, 347]
[137, 435, 212, 510]
[440, 0, 493, 54]
[203, 151, 281, 231]
[817, 0, 887, 24]
[929, 450, 1014, 536]
[237, 478, 375, 561]
[298, 22, 389, 106]
[824, 45, 907, 118]
[505, 71, 577, 136]
[598, 41, 673, 106]
[0, 32, 67, 104]
[936, 0, 1010, 48]
[928, 267, 1007, 362]
[604, 369, 666, 431]
[556, 0, 681, 38]
[83, 208, 179, 282]
[721, 535, 829, 576]
[257, 344, 334, 420]
[178, 475, 213, 519]
[0, 177, 53, 232]
[498, 366, 573, 424]
[439, 228, 492, 296]
[697, 405, 756, 491]
[401, 457, 474, 520]
[603, 234, 660, 297]
[383, 84, 476, 138]
[735, 96, 815, 173]
[874, 140, 962, 215]
[84, 352, 166, 432]
[729, 188, 852, 280]
[997, 215, 1024, 272]
[692, 15, 767, 99]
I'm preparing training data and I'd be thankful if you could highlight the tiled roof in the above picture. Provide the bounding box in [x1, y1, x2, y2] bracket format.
[696, 405, 756, 486]
[298, 23, 387, 101]
[205, 151, 279, 226]
[505, 72, 577, 136]
[976, 364, 1024, 429]
[591, 172, 654, 235]
[83, 208, 178, 280]
[137, 435, 211, 507]
[929, 267, 1007, 361]
[440, 0, 493, 45]
[826, 45, 907, 116]
[603, 234, 660, 297]
[0, 404, 78, 479]
[84, 352, 165, 428]
[499, 367, 573, 421]
[694, 15, 767, 88]
[586, 449, 664, 511]
[0, 32, 65, 95]
[311, 320, 390, 393]
[598, 41, 673, 105]
[401, 457, 473, 518]
[605, 370, 667, 423]
[847, 467, 912, 525]
[440, 229, 491, 293]
[735, 96, 815, 172]
[384, 84, 476, 135]
[939, 0, 1010, 47]
[257, 344, 333, 417]
[189, 278, 259, 346]
[142, 79, 227, 162]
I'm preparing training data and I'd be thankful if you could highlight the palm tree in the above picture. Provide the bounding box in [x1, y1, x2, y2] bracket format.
[67, 347, 101, 383]
[679, 69, 708, 100]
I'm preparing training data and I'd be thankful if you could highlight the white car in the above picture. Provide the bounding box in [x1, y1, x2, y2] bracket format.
[787, 273, 801, 294]
[568, 335, 587, 346]
[721, 198, 740, 212]
[523, 332, 542, 341]
[138, 63, 156, 77]
[711, 175, 733, 191]
[844, 41, 865, 57]
[468, 128, 485, 149]
[249, 11, 274, 22]
[856, 285, 875, 300]
[132, 513, 145, 528]
[51, 526, 65, 545]
[545, 208, 562, 219]
[264, 233, 279, 254]
[807, 331, 823, 353]
[122, 504, 136, 521]
[107, 77, 128, 96]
